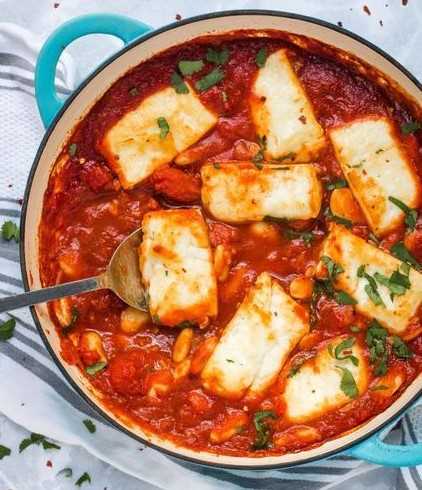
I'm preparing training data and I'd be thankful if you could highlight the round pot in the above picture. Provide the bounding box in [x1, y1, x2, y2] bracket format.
[22, 9, 422, 469]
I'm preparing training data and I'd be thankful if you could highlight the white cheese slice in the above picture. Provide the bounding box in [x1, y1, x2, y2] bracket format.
[201, 162, 322, 223]
[201, 272, 309, 399]
[329, 117, 420, 236]
[283, 335, 369, 423]
[250, 49, 325, 162]
[139, 209, 217, 327]
[318, 224, 422, 335]
[99, 84, 217, 189]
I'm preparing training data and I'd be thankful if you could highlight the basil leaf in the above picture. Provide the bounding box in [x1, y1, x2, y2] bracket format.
[388, 196, 418, 230]
[391, 242, 421, 271]
[178, 59, 204, 75]
[42, 440, 60, 450]
[335, 290, 358, 305]
[195, 67, 224, 92]
[284, 229, 314, 247]
[326, 179, 348, 191]
[68, 143, 77, 157]
[62, 307, 79, 335]
[325, 207, 353, 228]
[358, 265, 385, 306]
[334, 337, 355, 359]
[57, 467, 73, 478]
[255, 47, 267, 68]
[206, 47, 229, 65]
[157, 117, 170, 139]
[321, 256, 344, 279]
[0, 445, 11, 460]
[374, 271, 409, 299]
[83, 419, 96, 434]
[75, 472, 91, 487]
[252, 410, 277, 450]
[392, 335, 412, 359]
[85, 361, 107, 376]
[366, 320, 389, 375]
[19, 433, 45, 453]
[0, 318, 16, 341]
[170, 72, 189, 94]
[1, 220, 19, 242]
[401, 120, 422, 135]
[337, 366, 359, 398]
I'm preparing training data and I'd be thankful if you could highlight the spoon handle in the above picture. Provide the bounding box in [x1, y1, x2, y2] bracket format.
[0, 276, 103, 314]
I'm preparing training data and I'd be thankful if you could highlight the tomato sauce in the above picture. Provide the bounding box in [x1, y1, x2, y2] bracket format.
[39, 31, 422, 456]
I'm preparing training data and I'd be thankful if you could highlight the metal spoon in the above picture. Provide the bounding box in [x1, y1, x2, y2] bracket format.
[0, 228, 146, 314]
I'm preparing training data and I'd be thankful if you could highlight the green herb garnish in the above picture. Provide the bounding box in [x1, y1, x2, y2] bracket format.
[330, 337, 359, 366]
[0, 445, 11, 460]
[176, 320, 196, 329]
[374, 267, 410, 301]
[85, 361, 107, 376]
[284, 229, 314, 247]
[83, 419, 96, 434]
[255, 47, 267, 68]
[392, 335, 412, 359]
[335, 291, 357, 305]
[388, 196, 418, 231]
[42, 440, 61, 450]
[195, 67, 224, 92]
[357, 265, 385, 307]
[337, 366, 359, 399]
[62, 306, 79, 335]
[251, 410, 277, 450]
[1, 220, 19, 242]
[391, 242, 421, 271]
[0, 318, 16, 341]
[178, 59, 204, 75]
[321, 255, 344, 279]
[19, 433, 58, 453]
[401, 120, 422, 135]
[75, 472, 91, 487]
[206, 47, 229, 65]
[370, 384, 389, 391]
[325, 207, 353, 228]
[366, 320, 389, 376]
[326, 179, 348, 191]
[68, 143, 77, 157]
[57, 468, 73, 478]
[170, 72, 189, 94]
[157, 117, 170, 139]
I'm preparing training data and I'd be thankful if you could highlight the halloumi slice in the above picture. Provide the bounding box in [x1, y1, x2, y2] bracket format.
[201, 272, 309, 399]
[329, 117, 420, 236]
[283, 335, 369, 423]
[201, 162, 322, 223]
[99, 84, 217, 189]
[250, 49, 325, 162]
[318, 224, 422, 335]
[139, 209, 217, 327]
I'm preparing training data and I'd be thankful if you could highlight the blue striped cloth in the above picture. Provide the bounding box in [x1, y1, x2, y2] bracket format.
[0, 9, 421, 489]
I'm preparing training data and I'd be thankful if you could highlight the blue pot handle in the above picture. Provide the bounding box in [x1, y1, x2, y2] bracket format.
[345, 398, 422, 466]
[35, 14, 153, 127]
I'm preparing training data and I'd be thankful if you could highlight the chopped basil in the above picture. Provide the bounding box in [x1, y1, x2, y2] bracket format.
[170, 72, 189, 94]
[0, 445, 11, 460]
[321, 255, 344, 279]
[85, 361, 107, 376]
[0, 318, 16, 341]
[374, 267, 410, 300]
[370, 384, 389, 391]
[68, 143, 77, 157]
[178, 59, 204, 75]
[83, 419, 96, 434]
[57, 467, 73, 478]
[62, 307, 79, 335]
[251, 410, 277, 450]
[75, 472, 91, 487]
[326, 179, 348, 191]
[337, 366, 359, 399]
[401, 120, 422, 135]
[325, 207, 353, 228]
[206, 47, 229, 65]
[157, 117, 170, 139]
[19, 433, 55, 453]
[128, 87, 138, 96]
[1, 220, 19, 242]
[392, 335, 412, 359]
[388, 196, 417, 231]
[391, 242, 421, 271]
[366, 320, 389, 376]
[329, 337, 359, 366]
[284, 229, 314, 247]
[335, 291, 357, 305]
[357, 265, 385, 307]
[255, 47, 267, 68]
[42, 440, 61, 450]
[195, 67, 224, 92]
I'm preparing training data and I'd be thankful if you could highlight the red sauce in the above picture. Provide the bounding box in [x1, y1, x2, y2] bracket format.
[39, 31, 422, 457]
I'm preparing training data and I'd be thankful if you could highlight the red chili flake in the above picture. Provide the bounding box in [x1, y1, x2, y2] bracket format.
[363, 5, 371, 15]
[46, 460, 53, 468]
[175, 13, 182, 20]
[337, 21, 343, 27]
[402, 0, 408, 5]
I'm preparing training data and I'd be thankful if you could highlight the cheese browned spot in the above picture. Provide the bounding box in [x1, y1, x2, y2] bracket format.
[201, 272, 309, 399]
[250, 49, 325, 162]
[99, 84, 217, 189]
[318, 224, 422, 335]
[329, 117, 420, 236]
[139, 209, 217, 327]
[283, 335, 368, 423]
[201, 162, 322, 223]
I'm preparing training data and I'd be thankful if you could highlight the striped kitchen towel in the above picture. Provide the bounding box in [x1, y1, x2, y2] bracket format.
[0, 14, 421, 490]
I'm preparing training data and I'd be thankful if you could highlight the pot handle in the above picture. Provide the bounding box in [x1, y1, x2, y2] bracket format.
[35, 14, 153, 127]
[345, 398, 422, 466]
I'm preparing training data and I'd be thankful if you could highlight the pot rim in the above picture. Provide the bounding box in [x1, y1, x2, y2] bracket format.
[20, 8, 422, 470]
